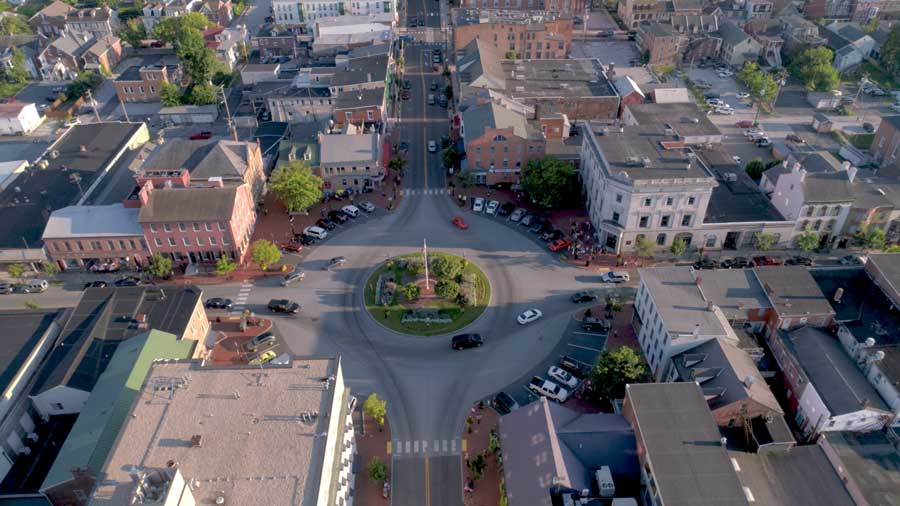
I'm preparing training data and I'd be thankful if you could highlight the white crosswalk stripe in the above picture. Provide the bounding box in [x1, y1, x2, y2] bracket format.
[392, 438, 462, 456]
[401, 188, 451, 196]
[230, 283, 255, 314]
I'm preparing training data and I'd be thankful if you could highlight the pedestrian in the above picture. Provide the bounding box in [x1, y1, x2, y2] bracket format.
[263, 208, 268, 216]
[586, 259, 590, 267]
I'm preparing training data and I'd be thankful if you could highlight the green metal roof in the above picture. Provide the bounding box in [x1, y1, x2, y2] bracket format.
[40, 330, 195, 491]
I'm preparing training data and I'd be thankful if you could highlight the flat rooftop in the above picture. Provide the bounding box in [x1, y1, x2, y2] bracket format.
[822, 431, 900, 506]
[753, 266, 834, 317]
[500, 59, 615, 98]
[626, 102, 721, 138]
[453, 8, 571, 26]
[625, 383, 749, 506]
[92, 359, 342, 506]
[589, 124, 714, 181]
[0, 310, 60, 393]
[640, 266, 730, 337]
[701, 147, 787, 224]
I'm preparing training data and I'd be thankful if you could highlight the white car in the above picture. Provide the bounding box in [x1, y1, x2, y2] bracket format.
[706, 98, 724, 106]
[358, 201, 376, 212]
[600, 271, 630, 283]
[486, 200, 500, 215]
[548, 366, 579, 388]
[517, 308, 543, 325]
[736, 92, 750, 99]
[428, 140, 437, 152]
[472, 197, 485, 212]
[714, 107, 734, 115]
[341, 204, 360, 217]
[732, 155, 742, 164]
[303, 226, 327, 239]
[510, 208, 527, 222]
[744, 129, 764, 138]
[718, 70, 734, 77]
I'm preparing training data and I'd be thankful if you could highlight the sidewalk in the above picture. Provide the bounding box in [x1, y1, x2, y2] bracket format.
[206, 316, 274, 365]
[462, 404, 502, 506]
[355, 412, 392, 504]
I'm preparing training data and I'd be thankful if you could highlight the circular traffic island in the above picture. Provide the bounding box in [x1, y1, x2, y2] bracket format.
[364, 252, 491, 336]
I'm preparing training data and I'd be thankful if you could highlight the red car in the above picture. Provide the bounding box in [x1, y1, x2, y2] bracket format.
[189, 131, 213, 140]
[751, 255, 782, 267]
[451, 216, 469, 229]
[281, 241, 304, 252]
[548, 238, 572, 252]
[735, 120, 755, 128]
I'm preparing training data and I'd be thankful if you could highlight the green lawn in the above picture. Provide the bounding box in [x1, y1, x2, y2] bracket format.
[843, 61, 899, 91]
[364, 252, 491, 336]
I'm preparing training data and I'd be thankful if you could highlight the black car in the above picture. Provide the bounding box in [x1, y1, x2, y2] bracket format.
[492, 392, 520, 414]
[83, 281, 108, 289]
[316, 218, 337, 230]
[692, 257, 719, 270]
[205, 297, 233, 309]
[451, 333, 483, 350]
[559, 355, 591, 379]
[297, 234, 317, 245]
[268, 299, 300, 313]
[720, 257, 750, 269]
[417, 17, 424, 26]
[785, 255, 814, 266]
[571, 291, 598, 303]
[498, 202, 515, 217]
[529, 220, 549, 234]
[328, 210, 349, 223]
[114, 276, 142, 286]
[326, 256, 346, 270]
[541, 228, 563, 242]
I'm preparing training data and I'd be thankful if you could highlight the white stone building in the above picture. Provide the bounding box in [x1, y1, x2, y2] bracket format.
[0, 102, 42, 135]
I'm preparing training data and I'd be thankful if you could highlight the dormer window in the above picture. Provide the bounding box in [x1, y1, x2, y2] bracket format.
[492, 134, 507, 142]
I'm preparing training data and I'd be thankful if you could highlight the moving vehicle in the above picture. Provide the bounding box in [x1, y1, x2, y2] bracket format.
[280, 269, 305, 286]
[510, 208, 527, 222]
[249, 350, 277, 366]
[570, 290, 597, 303]
[244, 331, 276, 352]
[548, 238, 571, 252]
[744, 129, 764, 138]
[492, 392, 520, 414]
[485, 200, 500, 215]
[735, 120, 755, 128]
[548, 366, 579, 388]
[451, 216, 469, 229]
[528, 376, 569, 402]
[756, 138, 772, 147]
[268, 299, 300, 313]
[428, 140, 437, 152]
[303, 226, 328, 239]
[204, 297, 233, 309]
[472, 197, 485, 212]
[358, 201, 376, 212]
[714, 107, 734, 115]
[517, 308, 543, 325]
[751, 255, 782, 267]
[400, 89, 411, 100]
[451, 333, 483, 350]
[600, 271, 630, 283]
[327, 256, 346, 269]
[427, 94, 436, 105]
[189, 131, 213, 140]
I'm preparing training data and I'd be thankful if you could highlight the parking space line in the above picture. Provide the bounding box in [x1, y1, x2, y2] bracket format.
[572, 331, 607, 337]
[568, 343, 603, 352]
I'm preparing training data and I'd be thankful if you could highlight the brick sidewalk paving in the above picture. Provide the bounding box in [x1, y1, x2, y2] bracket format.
[206, 317, 274, 365]
[462, 405, 502, 506]
[355, 412, 393, 505]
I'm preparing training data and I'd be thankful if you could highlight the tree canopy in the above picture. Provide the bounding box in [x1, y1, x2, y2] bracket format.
[159, 82, 182, 106]
[521, 157, 579, 209]
[794, 225, 820, 252]
[250, 239, 281, 271]
[789, 47, 840, 91]
[633, 236, 655, 259]
[854, 225, 887, 250]
[146, 253, 173, 278]
[268, 161, 324, 213]
[589, 347, 647, 400]
[0, 15, 31, 36]
[66, 70, 102, 99]
[363, 393, 387, 426]
[430, 254, 463, 280]
[882, 25, 900, 79]
[737, 62, 778, 103]
[744, 158, 766, 180]
[118, 18, 147, 48]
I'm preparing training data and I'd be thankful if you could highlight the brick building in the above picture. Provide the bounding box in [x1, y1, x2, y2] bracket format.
[872, 115, 900, 174]
[637, 21, 687, 64]
[458, 0, 585, 13]
[81, 35, 123, 74]
[618, 0, 702, 28]
[43, 204, 150, 271]
[332, 87, 385, 129]
[129, 173, 257, 264]
[38, 32, 92, 81]
[114, 64, 179, 103]
[453, 9, 574, 60]
[64, 6, 120, 38]
[316, 129, 383, 194]
[28, 0, 74, 38]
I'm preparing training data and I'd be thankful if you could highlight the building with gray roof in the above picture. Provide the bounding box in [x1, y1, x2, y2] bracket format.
[754, 265, 835, 319]
[623, 382, 750, 506]
[624, 102, 722, 144]
[315, 130, 382, 194]
[818, 430, 900, 506]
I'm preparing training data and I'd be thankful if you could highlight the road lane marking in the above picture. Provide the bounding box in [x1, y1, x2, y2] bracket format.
[568, 343, 603, 352]
[461, 439, 466, 452]
[414, 440, 420, 453]
[387, 441, 392, 454]
[405, 440, 410, 453]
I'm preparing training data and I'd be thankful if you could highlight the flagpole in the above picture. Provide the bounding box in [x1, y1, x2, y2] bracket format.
[423, 239, 430, 290]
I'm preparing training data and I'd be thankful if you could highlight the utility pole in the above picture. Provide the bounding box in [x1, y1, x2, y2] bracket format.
[85, 89, 100, 123]
[220, 85, 238, 141]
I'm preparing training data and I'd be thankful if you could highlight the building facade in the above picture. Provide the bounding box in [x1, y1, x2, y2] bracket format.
[114, 65, 178, 103]
[43, 204, 150, 270]
[453, 10, 574, 60]
[871, 116, 900, 173]
[0, 102, 42, 135]
[64, 6, 120, 38]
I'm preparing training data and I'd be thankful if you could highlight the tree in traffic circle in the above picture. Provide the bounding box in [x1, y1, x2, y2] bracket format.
[435, 280, 460, 300]
[146, 253, 173, 278]
[755, 232, 777, 251]
[521, 157, 579, 209]
[268, 161, 324, 213]
[401, 282, 420, 301]
[669, 237, 687, 257]
[216, 256, 237, 276]
[430, 254, 463, 280]
[794, 225, 821, 252]
[589, 347, 647, 400]
[250, 239, 281, 271]
[363, 393, 387, 428]
[367, 457, 388, 482]
[790, 47, 840, 92]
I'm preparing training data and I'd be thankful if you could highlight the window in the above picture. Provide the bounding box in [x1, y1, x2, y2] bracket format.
[681, 214, 693, 227]
[183, 237, 190, 246]
[219, 222, 226, 231]
[367, 110, 374, 121]
[660, 215, 671, 227]
[639, 216, 649, 228]
[223, 236, 231, 245]
[149, 223, 158, 233]
[643, 198, 652, 207]
[656, 233, 666, 245]
[163, 224, 171, 232]
[91, 241, 101, 250]
[168, 238, 176, 246]
[666, 197, 674, 206]
[616, 193, 623, 203]
[193, 223, 201, 232]
[805, 206, 814, 217]
[205, 223, 212, 231]
[612, 211, 620, 224]
[155, 238, 163, 247]
[197, 237, 205, 246]
[179, 223, 186, 232]
[687, 196, 696, 206]
[210, 236, 217, 246]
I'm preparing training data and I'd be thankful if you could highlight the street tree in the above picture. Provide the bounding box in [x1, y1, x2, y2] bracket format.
[737, 62, 778, 104]
[367, 457, 388, 482]
[153, 13, 211, 48]
[42, 262, 60, 277]
[794, 225, 821, 252]
[188, 82, 217, 105]
[0, 15, 31, 36]
[6, 263, 25, 280]
[119, 18, 147, 48]
[883, 25, 900, 79]
[669, 237, 687, 257]
[215, 256, 237, 276]
[0, 48, 28, 85]
[589, 347, 647, 400]
[755, 232, 777, 251]
[363, 393, 387, 428]
[790, 47, 840, 91]
[633, 236, 655, 261]
[250, 239, 281, 271]
[159, 82, 182, 106]
[441, 145, 462, 170]
[744, 158, 766, 180]
[268, 161, 324, 213]
[521, 157, 578, 208]
[388, 155, 407, 175]
[66, 70, 102, 99]
[854, 225, 887, 250]
[146, 253, 173, 278]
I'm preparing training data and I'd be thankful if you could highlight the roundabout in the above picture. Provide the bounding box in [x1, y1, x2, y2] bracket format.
[364, 251, 491, 336]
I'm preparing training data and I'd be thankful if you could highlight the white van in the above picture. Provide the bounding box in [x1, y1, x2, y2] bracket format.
[341, 205, 360, 218]
[303, 226, 327, 239]
[25, 279, 49, 293]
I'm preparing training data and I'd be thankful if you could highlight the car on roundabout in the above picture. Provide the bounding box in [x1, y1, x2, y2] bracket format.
[268, 299, 300, 313]
[600, 271, 630, 283]
[326, 256, 346, 270]
[451, 216, 469, 229]
[451, 333, 483, 350]
[204, 297, 233, 309]
[517, 308, 543, 325]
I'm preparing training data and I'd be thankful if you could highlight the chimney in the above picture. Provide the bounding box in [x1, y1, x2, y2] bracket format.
[533, 103, 541, 120]
[743, 375, 754, 388]
[138, 181, 153, 206]
[207, 177, 224, 188]
[607, 62, 615, 78]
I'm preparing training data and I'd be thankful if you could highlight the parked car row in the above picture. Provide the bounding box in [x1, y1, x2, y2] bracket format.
[693, 255, 820, 270]
[300, 202, 376, 244]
